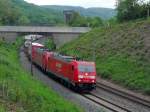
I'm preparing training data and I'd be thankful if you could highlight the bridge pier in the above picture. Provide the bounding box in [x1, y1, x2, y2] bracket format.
[52, 33, 80, 48]
[0, 32, 18, 43]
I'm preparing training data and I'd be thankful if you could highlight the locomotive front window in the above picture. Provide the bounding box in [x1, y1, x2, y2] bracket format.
[78, 65, 95, 72]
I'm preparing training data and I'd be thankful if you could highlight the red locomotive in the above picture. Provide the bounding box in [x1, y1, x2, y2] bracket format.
[27, 42, 96, 91]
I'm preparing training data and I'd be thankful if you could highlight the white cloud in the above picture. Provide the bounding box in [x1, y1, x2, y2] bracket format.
[24, 0, 116, 8]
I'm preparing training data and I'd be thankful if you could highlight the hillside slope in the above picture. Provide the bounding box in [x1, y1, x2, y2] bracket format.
[0, 39, 82, 112]
[59, 19, 150, 94]
[11, 0, 64, 25]
[0, 0, 64, 25]
[42, 5, 116, 19]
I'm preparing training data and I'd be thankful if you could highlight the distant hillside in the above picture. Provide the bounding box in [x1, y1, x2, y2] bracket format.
[11, 0, 64, 25]
[59, 19, 150, 95]
[42, 5, 117, 19]
[0, 0, 64, 25]
[0, 0, 116, 25]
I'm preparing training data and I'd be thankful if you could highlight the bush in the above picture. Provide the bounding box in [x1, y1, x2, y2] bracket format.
[44, 38, 56, 50]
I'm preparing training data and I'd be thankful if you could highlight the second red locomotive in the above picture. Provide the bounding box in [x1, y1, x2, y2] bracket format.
[27, 42, 96, 91]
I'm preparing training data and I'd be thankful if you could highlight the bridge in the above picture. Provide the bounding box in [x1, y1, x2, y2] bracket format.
[0, 26, 91, 47]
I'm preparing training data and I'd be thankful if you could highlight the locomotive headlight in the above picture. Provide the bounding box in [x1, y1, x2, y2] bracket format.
[85, 73, 88, 76]
[78, 75, 84, 79]
[90, 76, 96, 79]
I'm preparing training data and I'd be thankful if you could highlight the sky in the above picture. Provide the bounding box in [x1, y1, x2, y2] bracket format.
[24, 0, 116, 9]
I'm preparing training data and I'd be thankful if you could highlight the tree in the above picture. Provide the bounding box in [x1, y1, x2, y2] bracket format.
[17, 15, 30, 25]
[117, 0, 150, 22]
[88, 17, 103, 27]
[0, 0, 21, 25]
[44, 38, 56, 50]
[117, 0, 140, 21]
[68, 11, 104, 27]
[68, 12, 88, 27]
[0, 0, 64, 26]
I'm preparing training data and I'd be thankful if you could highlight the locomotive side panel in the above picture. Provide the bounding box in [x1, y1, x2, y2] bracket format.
[33, 49, 43, 66]
[47, 57, 72, 81]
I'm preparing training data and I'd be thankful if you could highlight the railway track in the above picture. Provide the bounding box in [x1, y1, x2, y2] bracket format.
[97, 82, 150, 109]
[82, 82, 150, 112]
[82, 93, 131, 112]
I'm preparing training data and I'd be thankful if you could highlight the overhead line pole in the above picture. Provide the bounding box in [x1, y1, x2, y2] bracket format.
[31, 36, 33, 76]
[93, 42, 96, 62]
[148, 8, 149, 19]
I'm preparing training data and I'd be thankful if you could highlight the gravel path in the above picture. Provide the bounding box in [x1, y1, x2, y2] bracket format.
[19, 48, 110, 112]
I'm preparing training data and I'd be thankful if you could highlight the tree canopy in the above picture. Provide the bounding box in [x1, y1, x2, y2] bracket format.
[0, 0, 21, 25]
[117, 0, 150, 22]
[0, 0, 64, 26]
[68, 12, 104, 27]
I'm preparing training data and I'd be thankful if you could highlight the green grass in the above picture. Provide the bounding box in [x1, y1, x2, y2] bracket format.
[58, 19, 150, 95]
[0, 39, 83, 112]
[0, 104, 5, 112]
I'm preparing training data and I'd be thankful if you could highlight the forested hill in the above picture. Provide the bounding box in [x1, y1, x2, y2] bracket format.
[0, 0, 116, 26]
[14, 0, 65, 24]
[2, 0, 64, 26]
[42, 5, 116, 19]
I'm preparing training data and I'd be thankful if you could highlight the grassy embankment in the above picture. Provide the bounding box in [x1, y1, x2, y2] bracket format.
[0, 39, 82, 112]
[58, 19, 150, 95]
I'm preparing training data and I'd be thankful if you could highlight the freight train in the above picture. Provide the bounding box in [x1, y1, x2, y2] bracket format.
[25, 42, 96, 91]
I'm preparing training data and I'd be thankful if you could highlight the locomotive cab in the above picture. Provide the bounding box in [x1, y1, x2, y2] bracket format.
[30, 43, 44, 59]
[73, 61, 96, 91]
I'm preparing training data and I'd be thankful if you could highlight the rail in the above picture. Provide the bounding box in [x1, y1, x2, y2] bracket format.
[97, 82, 150, 108]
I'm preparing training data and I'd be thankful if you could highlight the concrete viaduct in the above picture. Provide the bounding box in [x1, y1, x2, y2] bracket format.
[0, 26, 90, 47]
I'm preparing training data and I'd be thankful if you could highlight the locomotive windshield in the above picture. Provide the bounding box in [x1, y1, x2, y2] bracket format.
[78, 65, 95, 72]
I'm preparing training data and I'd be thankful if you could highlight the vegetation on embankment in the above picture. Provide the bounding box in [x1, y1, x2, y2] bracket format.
[44, 38, 56, 50]
[58, 19, 150, 95]
[0, 39, 83, 112]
